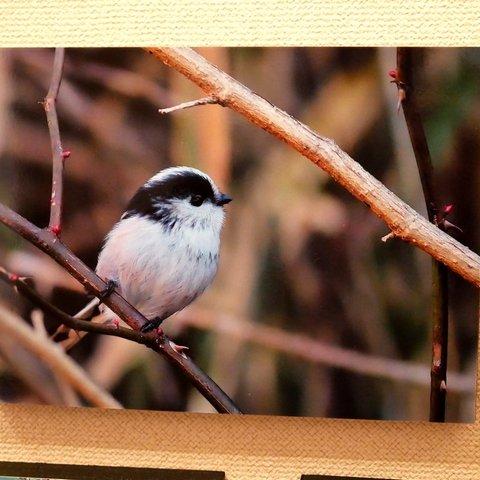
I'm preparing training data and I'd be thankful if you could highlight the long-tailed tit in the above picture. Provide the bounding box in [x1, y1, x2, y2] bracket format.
[55, 166, 231, 348]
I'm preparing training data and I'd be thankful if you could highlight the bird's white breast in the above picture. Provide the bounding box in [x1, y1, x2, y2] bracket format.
[96, 213, 221, 320]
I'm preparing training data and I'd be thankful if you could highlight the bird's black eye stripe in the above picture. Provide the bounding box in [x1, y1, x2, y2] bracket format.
[123, 170, 216, 219]
[190, 194, 204, 207]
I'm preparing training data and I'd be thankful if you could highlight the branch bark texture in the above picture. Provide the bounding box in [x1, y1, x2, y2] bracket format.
[146, 47, 480, 288]
[44, 47, 66, 235]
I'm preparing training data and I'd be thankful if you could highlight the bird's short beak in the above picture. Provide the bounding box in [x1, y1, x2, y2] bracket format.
[216, 193, 233, 206]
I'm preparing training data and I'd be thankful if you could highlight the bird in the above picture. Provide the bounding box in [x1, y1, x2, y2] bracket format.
[54, 166, 231, 351]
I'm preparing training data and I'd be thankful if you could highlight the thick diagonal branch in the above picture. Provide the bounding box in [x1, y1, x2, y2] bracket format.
[396, 47, 449, 422]
[44, 48, 66, 235]
[0, 203, 241, 414]
[145, 47, 480, 288]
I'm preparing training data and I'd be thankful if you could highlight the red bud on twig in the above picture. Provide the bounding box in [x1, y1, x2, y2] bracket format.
[50, 225, 61, 236]
[61, 150, 71, 159]
[8, 273, 19, 282]
[388, 69, 398, 79]
[443, 204, 454, 216]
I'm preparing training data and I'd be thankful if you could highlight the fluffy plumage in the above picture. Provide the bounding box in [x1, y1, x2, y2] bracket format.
[96, 166, 231, 332]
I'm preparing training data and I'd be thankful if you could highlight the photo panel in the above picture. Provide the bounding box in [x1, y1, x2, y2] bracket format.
[0, 46, 478, 423]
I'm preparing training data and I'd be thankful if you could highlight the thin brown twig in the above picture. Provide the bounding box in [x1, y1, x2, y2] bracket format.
[395, 47, 449, 422]
[53, 297, 101, 351]
[145, 47, 480, 288]
[0, 266, 163, 347]
[44, 48, 67, 236]
[158, 96, 219, 114]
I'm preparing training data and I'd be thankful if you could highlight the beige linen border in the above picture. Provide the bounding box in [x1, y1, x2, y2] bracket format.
[0, 403, 480, 479]
[0, 1, 480, 479]
[0, 0, 478, 47]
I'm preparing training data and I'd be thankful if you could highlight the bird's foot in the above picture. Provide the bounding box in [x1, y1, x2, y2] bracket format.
[141, 320, 188, 356]
[98, 279, 118, 301]
[140, 316, 164, 333]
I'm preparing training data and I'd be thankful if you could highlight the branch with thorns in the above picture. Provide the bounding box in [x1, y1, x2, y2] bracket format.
[393, 48, 452, 422]
[0, 266, 183, 356]
[2, 265, 472, 398]
[143, 47, 480, 422]
[43, 47, 69, 236]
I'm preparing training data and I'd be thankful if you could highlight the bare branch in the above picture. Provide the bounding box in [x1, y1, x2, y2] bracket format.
[0, 212, 241, 414]
[158, 96, 219, 114]
[44, 48, 67, 236]
[396, 48, 449, 422]
[0, 302, 121, 408]
[53, 297, 101, 351]
[0, 266, 160, 346]
[145, 47, 480, 288]
[395, 50, 437, 221]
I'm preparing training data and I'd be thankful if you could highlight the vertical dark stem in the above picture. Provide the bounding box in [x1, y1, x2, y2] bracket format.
[44, 47, 66, 236]
[431, 261, 449, 421]
[396, 47, 449, 422]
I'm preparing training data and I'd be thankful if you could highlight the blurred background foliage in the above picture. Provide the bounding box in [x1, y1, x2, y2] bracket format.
[0, 47, 478, 421]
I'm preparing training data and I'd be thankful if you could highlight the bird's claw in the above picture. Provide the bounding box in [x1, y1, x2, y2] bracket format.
[140, 316, 164, 333]
[98, 279, 118, 301]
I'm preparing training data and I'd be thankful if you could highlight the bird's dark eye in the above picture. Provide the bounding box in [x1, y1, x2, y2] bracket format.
[190, 194, 204, 207]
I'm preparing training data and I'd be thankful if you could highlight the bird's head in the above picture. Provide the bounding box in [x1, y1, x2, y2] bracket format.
[122, 166, 232, 234]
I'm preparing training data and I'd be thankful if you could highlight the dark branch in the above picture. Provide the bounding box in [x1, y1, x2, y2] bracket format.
[44, 48, 67, 236]
[0, 203, 241, 414]
[396, 49, 437, 222]
[396, 47, 449, 422]
[0, 266, 153, 345]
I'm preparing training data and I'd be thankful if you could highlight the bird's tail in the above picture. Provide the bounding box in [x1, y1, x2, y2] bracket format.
[52, 297, 110, 351]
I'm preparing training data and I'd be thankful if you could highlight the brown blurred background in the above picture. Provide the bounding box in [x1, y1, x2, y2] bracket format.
[0, 48, 478, 421]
